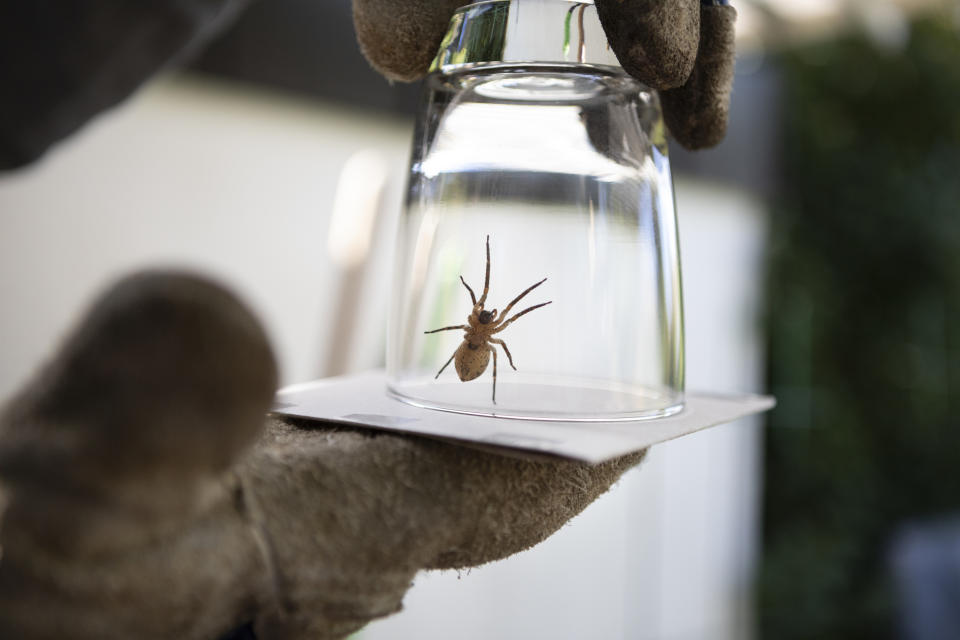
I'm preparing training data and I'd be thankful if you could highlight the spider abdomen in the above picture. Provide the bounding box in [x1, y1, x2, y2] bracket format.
[454, 341, 490, 381]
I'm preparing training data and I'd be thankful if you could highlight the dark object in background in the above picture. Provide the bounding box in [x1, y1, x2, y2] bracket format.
[218, 622, 257, 640]
[890, 517, 960, 640]
[190, 0, 423, 116]
[0, 0, 422, 171]
[760, 17, 960, 640]
[0, 1, 250, 171]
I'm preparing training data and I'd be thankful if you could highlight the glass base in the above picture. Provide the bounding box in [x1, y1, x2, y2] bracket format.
[387, 377, 684, 422]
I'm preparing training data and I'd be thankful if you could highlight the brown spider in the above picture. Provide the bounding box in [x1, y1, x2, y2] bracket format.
[425, 235, 552, 404]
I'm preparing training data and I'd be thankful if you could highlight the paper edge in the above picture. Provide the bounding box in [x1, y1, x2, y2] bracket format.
[271, 371, 776, 464]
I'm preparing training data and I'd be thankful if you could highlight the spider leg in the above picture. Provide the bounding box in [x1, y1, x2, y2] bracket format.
[489, 344, 498, 404]
[478, 235, 491, 306]
[459, 276, 477, 306]
[492, 301, 553, 334]
[435, 349, 457, 379]
[424, 324, 467, 334]
[490, 338, 516, 370]
[493, 278, 547, 327]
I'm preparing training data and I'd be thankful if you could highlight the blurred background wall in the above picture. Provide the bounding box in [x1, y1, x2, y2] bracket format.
[0, 1, 957, 639]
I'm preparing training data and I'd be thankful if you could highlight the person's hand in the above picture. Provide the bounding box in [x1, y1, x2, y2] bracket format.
[0, 272, 646, 640]
[0, 1, 734, 170]
[353, 0, 737, 149]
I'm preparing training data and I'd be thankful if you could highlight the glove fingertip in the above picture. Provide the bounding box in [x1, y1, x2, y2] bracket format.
[661, 3, 737, 150]
[595, 0, 701, 90]
[0, 271, 278, 487]
[352, 0, 463, 82]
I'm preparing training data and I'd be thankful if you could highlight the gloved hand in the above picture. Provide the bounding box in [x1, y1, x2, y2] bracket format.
[0, 272, 646, 640]
[0, 0, 734, 169]
[353, 0, 738, 149]
[0, 3, 716, 637]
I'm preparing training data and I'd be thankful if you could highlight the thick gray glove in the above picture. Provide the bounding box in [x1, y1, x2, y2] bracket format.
[353, 0, 738, 149]
[0, 272, 646, 640]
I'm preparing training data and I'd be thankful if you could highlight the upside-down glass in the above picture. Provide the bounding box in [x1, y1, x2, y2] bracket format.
[386, 0, 684, 421]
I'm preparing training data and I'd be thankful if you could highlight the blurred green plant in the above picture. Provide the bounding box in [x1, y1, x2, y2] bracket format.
[761, 16, 960, 640]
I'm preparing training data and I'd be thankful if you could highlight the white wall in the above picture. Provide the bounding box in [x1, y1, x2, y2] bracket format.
[0, 74, 411, 402]
[0, 76, 768, 640]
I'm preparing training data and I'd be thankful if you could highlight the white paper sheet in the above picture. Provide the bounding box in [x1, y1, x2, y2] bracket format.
[272, 370, 775, 464]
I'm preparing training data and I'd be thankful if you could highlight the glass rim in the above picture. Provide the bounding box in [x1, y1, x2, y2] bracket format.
[387, 384, 685, 423]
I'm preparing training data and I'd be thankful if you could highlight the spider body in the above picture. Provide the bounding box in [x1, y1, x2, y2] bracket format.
[425, 235, 551, 403]
[454, 341, 490, 382]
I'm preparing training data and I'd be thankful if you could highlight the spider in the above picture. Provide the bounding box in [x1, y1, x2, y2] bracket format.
[425, 235, 552, 404]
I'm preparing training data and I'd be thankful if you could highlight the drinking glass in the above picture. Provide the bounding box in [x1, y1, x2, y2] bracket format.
[386, 0, 684, 421]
